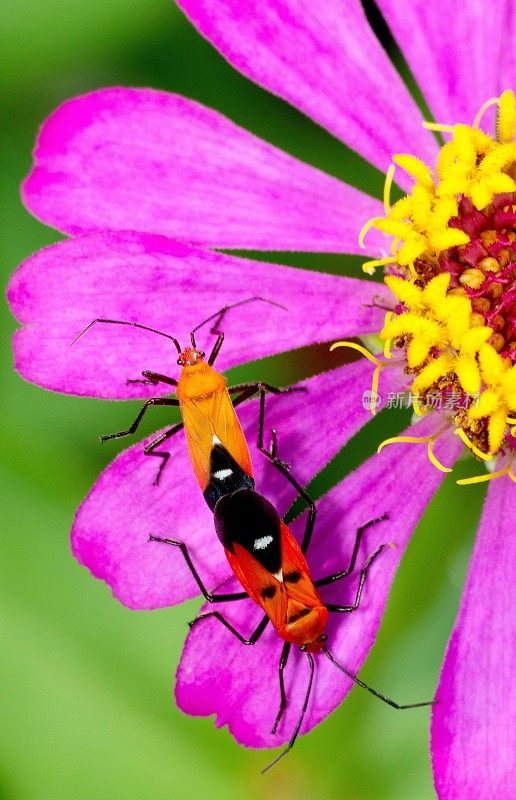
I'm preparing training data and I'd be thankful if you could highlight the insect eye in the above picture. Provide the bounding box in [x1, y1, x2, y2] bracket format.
[177, 358, 182, 365]
[199, 351, 205, 358]
[317, 634, 328, 643]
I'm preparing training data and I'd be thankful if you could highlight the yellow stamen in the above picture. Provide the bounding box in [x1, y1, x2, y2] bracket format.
[359, 91, 516, 475]
[455, 428, 492, 460]
[427, 438, 452, 473]
[412, 395, 425, 416]
[382, 312, 394, 359]
[393, 154, 434, 188]
[407, 261, 418, 278]
[358, 217, 384, 249]
[421, 121, 454, 133]
[473, 96, 500, 130]
[377, 434, 433, 454]
[370, 364, 383, 416]
[497, 90, 516, 143]
[457, 466, 509, 485]
[362, 256, 397, 276]
[383, 164, 396, 215]
[330, 341, 382, 365]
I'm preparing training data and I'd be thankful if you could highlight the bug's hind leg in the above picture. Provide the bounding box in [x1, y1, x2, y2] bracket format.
[314, 514, 388, 588]
[255, 388, 317, 555]
[149, 536, 247, 602]
[324, 543, 390, 613]
[188, 611, 269, 645]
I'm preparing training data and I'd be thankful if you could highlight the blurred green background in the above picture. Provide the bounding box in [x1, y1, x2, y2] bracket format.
[2, 3, 486, 798]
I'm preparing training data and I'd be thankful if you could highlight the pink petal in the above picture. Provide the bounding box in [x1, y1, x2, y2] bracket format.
[377, 0, 509, 125]
[500, 13, 515, 93]
[72, 360, 398, 609]
[22, 87, 385, 253]
[176, 0, 438, 183]
[176, 416, 462, 747]
[7, 231, 389, 398]
[431, 477, 516, 798]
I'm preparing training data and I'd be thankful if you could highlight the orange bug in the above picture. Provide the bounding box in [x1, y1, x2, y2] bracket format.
[73, 298, 297, 507]
[151, 395, 434, 771]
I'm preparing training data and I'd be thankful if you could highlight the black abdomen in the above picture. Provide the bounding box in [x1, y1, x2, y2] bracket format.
[203, 443, 254, 511]
[214, 489, 282, 574]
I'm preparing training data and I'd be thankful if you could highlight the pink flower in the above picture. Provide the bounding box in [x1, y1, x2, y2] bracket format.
[7, 1, 515, 794]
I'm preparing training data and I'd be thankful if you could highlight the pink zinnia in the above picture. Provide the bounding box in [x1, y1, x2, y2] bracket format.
[7, 2, 515, 796]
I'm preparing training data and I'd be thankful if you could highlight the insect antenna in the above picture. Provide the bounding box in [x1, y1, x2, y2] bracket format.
[323, 647, 434, 710]
[70, 318, 182, 353]
[261, 652, 315, 774]
[190, 297, 288, 348]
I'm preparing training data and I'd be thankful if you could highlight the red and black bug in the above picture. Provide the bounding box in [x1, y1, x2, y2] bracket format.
[151, 393, 434, 771]
[72, 297, 298, 507]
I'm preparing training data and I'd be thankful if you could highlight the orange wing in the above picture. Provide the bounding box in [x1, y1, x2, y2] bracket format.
[178, 364, 253, 492]
[224, 522, 327, 647]
[225, 542, 288, 630]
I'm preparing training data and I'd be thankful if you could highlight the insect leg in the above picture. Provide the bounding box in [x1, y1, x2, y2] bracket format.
[228, 381, 305, 396]
[314, 514, 388, 587]
[142, 421, 184, 486]
[100, 397, 179, 443]
[149, 536, 247, 602]
[323, 648, 434, 710]
[271, 642, 292, 735]
[256, 388, 316, 555]
[188, 611, 269, 645]
[127, 370, 178, 387]
[262, 653, 315, 774]
[325, 544, 388, 613]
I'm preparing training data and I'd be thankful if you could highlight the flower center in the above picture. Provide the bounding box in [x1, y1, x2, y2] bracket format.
[337, 91, 516, 484]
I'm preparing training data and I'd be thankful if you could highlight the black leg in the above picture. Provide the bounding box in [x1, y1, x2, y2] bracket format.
[149, 536, 248, 602]
[325, 544, 389, 613]
[256, 388, 317, 555]
[323, 648, 434, 710]
[142, 421, 184, 486]
[127, 370, 178, 388]
[188, 611, 269, 645]
[100, 397, 180, 443]
[271, 642, 291, 735]
[228, 381, 305, 397]
[262, 653, 315, 774]
[315, 514, 388, 588]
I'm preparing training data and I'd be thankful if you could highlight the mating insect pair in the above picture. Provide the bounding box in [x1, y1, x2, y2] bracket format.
[74, 298, 433, 772]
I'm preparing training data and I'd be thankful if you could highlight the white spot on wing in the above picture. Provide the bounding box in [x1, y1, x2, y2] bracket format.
[253, 535, 273, 551]
[212, 435, 222, 445]
[214, 468, 233, 480]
